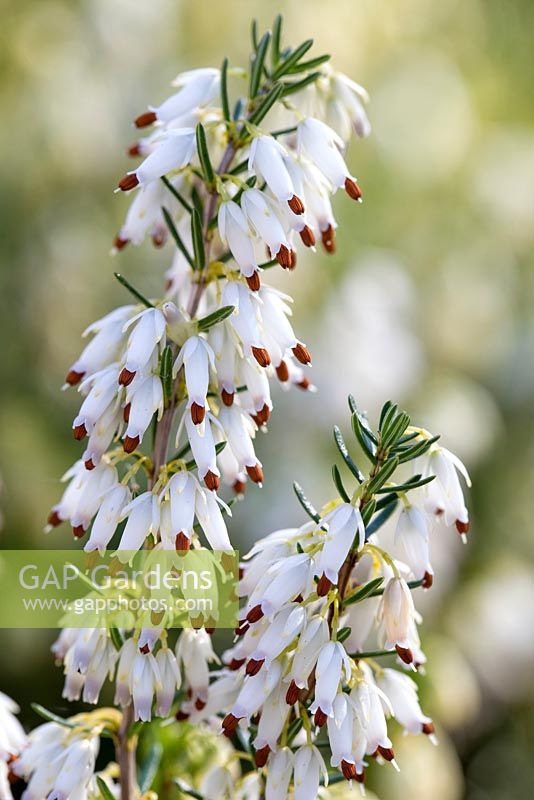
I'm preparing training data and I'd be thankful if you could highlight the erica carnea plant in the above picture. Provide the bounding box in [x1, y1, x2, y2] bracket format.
[0, 15, 471, 800]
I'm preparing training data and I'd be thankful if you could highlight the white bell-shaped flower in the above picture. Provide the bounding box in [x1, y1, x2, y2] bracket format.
[117, 491, 160, 558]
[376, 668, 436, 740]
[218, 201, 258, 279]
[248, 136, 304, 213]
[123, 374, 164, 452]
[120, 307, 166, 385]
[377, 576, 417, 664]
[219, 404, 262, 484]
[155, 647, 181, 716]
[85, 482, 130, 553]
[184, 413, 221, 490]
[241, 189, 291, 262]
[294, 744, 328, 800]
[118, 128, 196, 190]
[265, 747, 294, 800]
[286, 615, 330, 702]
[395, 504, 433, 585]
[298, 117, 361, 199]
[310, 641, 351, 722]
[174, 335, 215, 424]
[247, 604, 306, 674]
[65, 305, 135, 385]
[73, 365, 120, 440]
[315, 503, 365, 593]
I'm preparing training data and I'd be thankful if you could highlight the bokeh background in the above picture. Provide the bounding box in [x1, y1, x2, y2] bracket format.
[1, 1, 534, 797]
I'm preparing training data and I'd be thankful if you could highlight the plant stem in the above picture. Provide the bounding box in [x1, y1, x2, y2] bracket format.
[117, 139, 239, 800]
[118, 705, 137, 800]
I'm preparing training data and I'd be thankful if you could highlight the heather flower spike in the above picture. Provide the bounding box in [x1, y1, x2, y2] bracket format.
[4, 15, 474, 800]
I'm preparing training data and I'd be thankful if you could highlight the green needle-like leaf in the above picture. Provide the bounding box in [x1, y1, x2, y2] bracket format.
[272, 38, 314, 79]
[97, 777, 116, 800]
[221, 57, 231, 121]
[282, 71, 322, 96]
[175, 782, 205, 800]
[337, 625, 352, 643]
[160, 176, 192, 214]
[286, 716, 303, 744]
[332, 464, 350, 503]
[138, 741, 163, 793]
[365, 499, 399, 536]
[161, 207, 195, 269]
[160, 345, 173, 405]
[360, 498, 377, 528]
[376, 474, 435, 494]
[271, 14, 283, 67]
[197, 305, 235, 332]
[286, 53, 331, 74]
[113, 273, 154, 309]
[249, 31, 271, 98]
[366, 456, 400, 495]
[195, 123, 215, 185]
[333, 425, 364, 483]
[31, 703, 76, 728]
[248, 82, 284, 126]
[191, 208, 206, 271]
[344, 577, 384, 607]
[293, 481, 322, 526]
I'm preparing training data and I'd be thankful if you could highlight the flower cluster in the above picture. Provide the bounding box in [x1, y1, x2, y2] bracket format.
[12, 714, 111, 800]
[0, 692, 26, 800]
[2, 15, 476, 800]
[173, 399, 471, 795]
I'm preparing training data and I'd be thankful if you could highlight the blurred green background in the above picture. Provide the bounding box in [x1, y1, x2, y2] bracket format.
[1, 1, 534, 797]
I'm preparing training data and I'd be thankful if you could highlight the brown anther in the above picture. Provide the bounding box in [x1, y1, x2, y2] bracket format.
[422, 721, 435, 736]
[72, 525, 85, 539]
[377, 746, 395, 762]
[246, 464, 264, 484]
[127, 142, 142, 157]
[276, 244, 293, 269]
[204, 470, 220, 491]
[84, 458, 95, 471]
[246, 658, 265, 676]
[317, 573, 333, 597]
[118, 173, 140, 192]
[235, 621, 249, 636]
[233, 479, 247, 495]
[73, 423, 87, 441]
[256, 403, 271, 424]
[119, 367, 136, 386]
[123, 403, 131, 423]
[292, 343, 311, 365]
[285, 679, 300, 705]
[152, 230, 166, 248]
[113, 235, 129, 251]
[395, 644, 414, 665]
[65, 369, 84, 386]
[276, 360, 289, 382]
[175, 709, 190, 721]
[251, 347, 271, 368]
[251, 414, 263, 428]
[123, 435, 140, 454]
[255, 745, 271, 768]
[139, 643, 150, 655]
[190, 402, 206, 425]
[246, 604, 264, 624]
[246, 271, 261, 291]
[321, 225, 336, 253]
[229, 657, 246, 671]
[299, 225, 316, 247]
[355, 769, 366, 784]
[314, 708, 328, 728]
[134, 111, 157, 128]
[297, 377, 311, 391]
[345, 177, 362, 201]
[195, 698, 206, 711]
[175, 532, 191, 552]
[422, 571, 434, 589]
[47, 510, 62, 528]
[289, 249, 297, 269]
[221, 713, 240, 737]
[294, 594, 304, 603]
[341, 760, 358, 781]
[288, 194, 305, 215]
[221, 388, 234, 407]
[455, 519, 470, 535]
